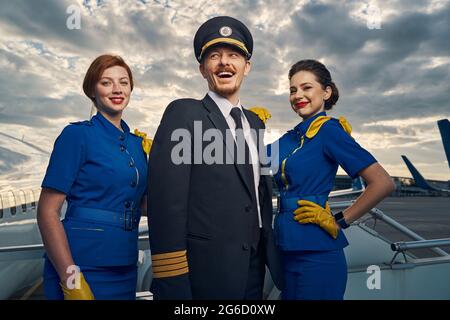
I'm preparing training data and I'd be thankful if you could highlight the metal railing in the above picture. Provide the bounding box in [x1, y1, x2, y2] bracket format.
[389, 238, 450, 265]
[391, 238, 450, 252]
[330, 200, 450, 257]
[0, 244, 44, 254]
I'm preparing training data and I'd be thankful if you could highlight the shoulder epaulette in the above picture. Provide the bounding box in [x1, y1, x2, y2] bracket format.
[336, 116, 352, 135]
[305, 116, 352, 139]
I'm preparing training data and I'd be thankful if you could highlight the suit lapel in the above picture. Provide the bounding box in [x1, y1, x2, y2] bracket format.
[243, 108, 261, 150]
[202, 94, 235, 158]
[202, 95, 254, 198]
[243, 108, 267, 204]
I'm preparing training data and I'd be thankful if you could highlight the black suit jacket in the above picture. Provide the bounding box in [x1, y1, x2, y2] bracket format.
[148, 94, 283, 299]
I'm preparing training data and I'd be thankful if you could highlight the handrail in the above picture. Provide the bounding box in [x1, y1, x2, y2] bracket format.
[0, 244, 44, 253]
[330, 200, 449, 257]
[391, 238, 450, 252]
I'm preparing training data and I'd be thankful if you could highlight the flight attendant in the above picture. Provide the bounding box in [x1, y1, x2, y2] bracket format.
[37, 54, 148, 300]
[270, 59, 395, 300]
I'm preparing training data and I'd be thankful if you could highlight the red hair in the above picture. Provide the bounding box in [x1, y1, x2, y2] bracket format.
[83, 54, 134, 105]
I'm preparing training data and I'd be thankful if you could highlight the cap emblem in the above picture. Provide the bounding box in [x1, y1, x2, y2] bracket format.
[219, 26, 232, 37]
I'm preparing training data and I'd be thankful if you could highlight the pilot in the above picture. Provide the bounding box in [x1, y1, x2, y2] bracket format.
[268, 59, 395, 300]
[147, 16, 283, 299]
[37, 54, 149, 300]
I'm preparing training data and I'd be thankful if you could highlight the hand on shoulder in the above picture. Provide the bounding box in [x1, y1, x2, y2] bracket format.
[249, 106, 271, 124]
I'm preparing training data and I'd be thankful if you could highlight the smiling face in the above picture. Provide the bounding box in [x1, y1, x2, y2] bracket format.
[289, 70, 332, 120]
[94, 65, 131, 117]
[199, 45, 251, 104]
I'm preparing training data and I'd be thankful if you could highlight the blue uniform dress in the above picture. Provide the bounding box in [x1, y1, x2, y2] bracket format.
[41, 112, 148, 300]
[269, 111, 376, 300]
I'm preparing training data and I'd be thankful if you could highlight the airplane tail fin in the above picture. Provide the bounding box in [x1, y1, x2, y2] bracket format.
[401, 155, 437, 191]
[437, 119, 450, 169]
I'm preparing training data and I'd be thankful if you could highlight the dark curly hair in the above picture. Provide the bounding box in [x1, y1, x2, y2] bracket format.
[288, 59, 339, 110]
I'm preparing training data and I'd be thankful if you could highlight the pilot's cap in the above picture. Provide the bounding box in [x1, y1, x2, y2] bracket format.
[194, 16, 253, 63]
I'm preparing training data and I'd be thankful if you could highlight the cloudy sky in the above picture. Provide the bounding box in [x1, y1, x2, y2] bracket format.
[0, 0, 449, 192]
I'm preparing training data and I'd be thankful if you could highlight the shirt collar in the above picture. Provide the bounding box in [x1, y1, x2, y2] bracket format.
[91, 112, 130, 137]
[207, 91, 242, 118]
[294, 111, 327, 136]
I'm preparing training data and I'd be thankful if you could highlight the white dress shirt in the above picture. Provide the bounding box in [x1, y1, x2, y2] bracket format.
[208, 91, 262, 228]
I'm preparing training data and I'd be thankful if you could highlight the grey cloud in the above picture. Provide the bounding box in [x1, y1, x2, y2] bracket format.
[377, 12, 432, 62]
[0, 146, 29, 172]
[0, 0, 98, 53]
[290, 2, 370, 56]
[363, 125, 399, 134]
[127, 10, 179, 54]
[423, 2, 450, 55]
[0, 112, 51, 128]
[392, 136, 421, 144]
[0, 0, 449, 180]
[244, 0, 450, 133]
[1, 99, 88, 124]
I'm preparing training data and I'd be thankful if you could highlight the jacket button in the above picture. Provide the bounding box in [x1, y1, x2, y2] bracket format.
[242, 244, 249, 251]
[129, 161, 134, 167]
[245, 205, 251, 212]
[119, 135, 125, 141]
[120, 145, 126, 152]
[130, 181, 136, 188]
[125, 201, 131, 208]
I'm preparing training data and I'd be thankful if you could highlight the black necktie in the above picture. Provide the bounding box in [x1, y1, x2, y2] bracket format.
[230, 107, 260, 248]
[230, 107, 243, 130]
[230, 107, 251, 166]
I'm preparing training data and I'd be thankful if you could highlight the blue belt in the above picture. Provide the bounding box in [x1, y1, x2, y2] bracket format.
[65, 206, 140, 231]
[279, 195, 328, 212]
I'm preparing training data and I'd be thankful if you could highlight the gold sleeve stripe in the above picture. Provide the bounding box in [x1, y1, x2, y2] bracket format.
[153, 266, 189, 279]
[152, 250, 186, 261]
[152, 255, 186, 267]
[152, 261, 188, 273]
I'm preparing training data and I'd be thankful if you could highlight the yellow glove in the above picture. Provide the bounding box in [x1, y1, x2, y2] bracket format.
[60, 272, 95, 300]
[293, 200, 339, 239]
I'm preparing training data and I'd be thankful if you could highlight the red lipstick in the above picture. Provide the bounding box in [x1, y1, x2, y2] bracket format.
[110, 97, 124, 105]
[295, 101, 309, 109]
